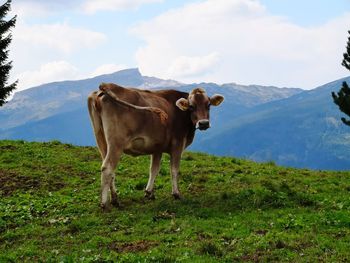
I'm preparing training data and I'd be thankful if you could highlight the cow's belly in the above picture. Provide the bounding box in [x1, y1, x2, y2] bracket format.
[123, 137, 165, 156]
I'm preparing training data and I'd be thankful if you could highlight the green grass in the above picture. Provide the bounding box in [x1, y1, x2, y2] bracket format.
[0, 140, 350, 262]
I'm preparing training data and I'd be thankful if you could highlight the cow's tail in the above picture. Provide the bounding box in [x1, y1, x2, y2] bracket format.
[99, 83, 168, 125]
[87, 91, 107, 160]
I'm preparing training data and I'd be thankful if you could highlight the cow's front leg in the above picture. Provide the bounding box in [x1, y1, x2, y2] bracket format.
[170, 149, 182, 199]
[145, 152, 162, 199]
[110, 173, 120, 207]
[101, 147, 121, 209]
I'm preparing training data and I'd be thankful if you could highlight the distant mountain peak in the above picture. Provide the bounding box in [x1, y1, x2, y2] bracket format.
[139, 75, 183, 89]
[99, 68, 141, 77]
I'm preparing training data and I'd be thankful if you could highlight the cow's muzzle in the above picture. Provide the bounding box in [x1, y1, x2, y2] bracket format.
[196, 119, 210, 130]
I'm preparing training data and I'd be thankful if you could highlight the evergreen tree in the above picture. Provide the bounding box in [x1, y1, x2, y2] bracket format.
[342, 30, 350, 71]
[332, 81, 350, 126]
[0, 0, 16, 107]
[332, 30, 350, 126]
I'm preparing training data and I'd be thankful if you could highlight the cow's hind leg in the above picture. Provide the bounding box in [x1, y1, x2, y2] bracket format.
[101, 146, 122, 209]
[87, 93, 107, 159]
[145, 153, 162, 199]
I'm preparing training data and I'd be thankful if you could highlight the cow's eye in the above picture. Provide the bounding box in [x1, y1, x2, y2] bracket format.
[207, 103, 211, 109]
[189, 105, 195, 111]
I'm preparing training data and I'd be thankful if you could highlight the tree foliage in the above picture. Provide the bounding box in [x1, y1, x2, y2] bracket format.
[342, 30, 350, 71]
[332, 30, 350, 126]
[332, 81, 350, 125]
[0, 0, 17, 107]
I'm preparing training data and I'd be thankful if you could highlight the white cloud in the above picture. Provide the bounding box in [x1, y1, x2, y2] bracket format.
[14, 22, 106, 54]
[13, 1, 81, 17]
[12, 2, 50, 18]
[82, 0, 163, 14]
[167, 52, 220, 78]
[90, 64, 128, 77]
[9, 16, 108, 92]
[14, 0, 163, 16]
[16, 61, 80, 91]
[132, 0, 350, 89]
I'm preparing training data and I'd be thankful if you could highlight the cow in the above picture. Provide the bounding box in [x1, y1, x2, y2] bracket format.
[87, 83, 224, 209]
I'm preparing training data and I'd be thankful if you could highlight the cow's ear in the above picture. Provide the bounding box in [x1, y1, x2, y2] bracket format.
[176, 98, 190, 111]
[210, 94, 224, 106]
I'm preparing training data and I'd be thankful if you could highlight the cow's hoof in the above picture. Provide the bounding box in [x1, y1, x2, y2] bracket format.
[100, 203, 111, 212]
[144, 190, 155, 200]
[111, 198, 121, 208]
[172, 193, 182, 200]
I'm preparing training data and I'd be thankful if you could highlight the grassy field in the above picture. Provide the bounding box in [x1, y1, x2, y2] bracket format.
[0, 140, 350, 262]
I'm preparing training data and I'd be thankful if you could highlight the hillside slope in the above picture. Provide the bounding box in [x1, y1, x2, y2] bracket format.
[0, 140, 349, 262]
[0, 68, 145, 130]
[192, 77, 350, 170]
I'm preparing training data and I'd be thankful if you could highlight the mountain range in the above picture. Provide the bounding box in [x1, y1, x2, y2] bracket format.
[0, 68, 349, 170]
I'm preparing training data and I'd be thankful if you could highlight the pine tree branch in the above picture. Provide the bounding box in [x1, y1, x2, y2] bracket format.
[0, 0, 12, 18]
[0, 80, 17, 106]
[332, 81, 350, 124]
[342, 30, 350, 71]
[0, 15, 16, 35]
[341, 117, 350, 126]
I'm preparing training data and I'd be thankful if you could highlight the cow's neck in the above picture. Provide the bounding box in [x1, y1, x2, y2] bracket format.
[186, 125, 196, 147]
[184, 114, 196, 148]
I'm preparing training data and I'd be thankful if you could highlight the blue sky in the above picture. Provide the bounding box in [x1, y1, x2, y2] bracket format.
[260, 0, 349, 26]
[9, 0, 350, 91]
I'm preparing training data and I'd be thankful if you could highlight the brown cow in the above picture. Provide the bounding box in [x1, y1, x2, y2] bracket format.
[88, 83, 224, 209]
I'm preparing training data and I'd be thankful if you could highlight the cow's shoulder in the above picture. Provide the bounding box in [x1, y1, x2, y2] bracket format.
[151, 89, 189, 102]
[100, 83, 146, 105]
[126, 89, 188, 108]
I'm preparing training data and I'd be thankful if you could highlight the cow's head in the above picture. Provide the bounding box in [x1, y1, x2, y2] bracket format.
[176, 88, 224, 130]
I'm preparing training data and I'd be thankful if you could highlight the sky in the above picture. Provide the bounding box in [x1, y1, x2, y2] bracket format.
[7, 0, 350, 92]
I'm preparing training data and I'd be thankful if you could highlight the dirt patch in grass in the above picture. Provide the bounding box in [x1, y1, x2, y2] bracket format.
[0, 169, 41, 196]
[240, 253, 262, 262]
[255, 229, 268, 236]
[239, 249, 268, 262]
[0, 145, 18, 150]
[109, 240, 158, 253]
[0, 169, 65, 196]
[153, 210, 175, 221]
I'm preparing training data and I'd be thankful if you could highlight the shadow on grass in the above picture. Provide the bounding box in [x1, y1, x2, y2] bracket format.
[113, 181, 317, 220]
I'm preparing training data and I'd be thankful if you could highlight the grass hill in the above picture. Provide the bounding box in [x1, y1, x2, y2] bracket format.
[0, 140, 349, 262]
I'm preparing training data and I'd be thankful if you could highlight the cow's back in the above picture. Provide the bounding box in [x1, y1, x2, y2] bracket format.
[104, 85, 190, 127]
[97, 84, 195, 152]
